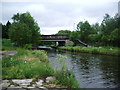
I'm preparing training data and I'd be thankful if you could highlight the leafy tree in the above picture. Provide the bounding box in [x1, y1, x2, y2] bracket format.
[91, 23, 100, 34]
[9, 22, 32, 46]
[77, 21, 93, 42]
[9, 12, 40, 47]
[101, 14, 116, 35]
[57, 30, 71, 35]
[109, 28, 120, 46]
[70, 31, 80, 45]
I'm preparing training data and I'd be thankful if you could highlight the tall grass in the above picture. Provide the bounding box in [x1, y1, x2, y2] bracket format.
[2, 39, 80, 88]
[2, 39, 18, 50]
[53, 54, 80, 88]
[2, 49, 54, 79]
[2, 49, 80, 88]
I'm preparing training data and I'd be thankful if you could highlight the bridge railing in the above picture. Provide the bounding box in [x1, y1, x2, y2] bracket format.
[41, 35, 69, 40]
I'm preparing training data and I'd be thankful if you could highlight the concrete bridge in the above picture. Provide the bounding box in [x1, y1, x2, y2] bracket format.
[40, 35, 88, 47]
[41, 35, 73, 46]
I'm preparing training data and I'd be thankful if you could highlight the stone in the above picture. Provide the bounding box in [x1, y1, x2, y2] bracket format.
[27, 87, 35, 88]
[7, 88, 25, 90]
[32, 84, 36, 87]
[9, 85, 15, 87]
[39, 86, 48, 90]
[1, 80, 10, 88]
[12, 79, 33, 86]
[46, 76, 56, 83]
[2, 80, 9, 83]
[35, 79, 43, 87]
[65, 40, 74, 46]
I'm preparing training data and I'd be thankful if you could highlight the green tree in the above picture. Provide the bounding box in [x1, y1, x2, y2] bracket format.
[77, 21, 93, 43]
[57, 30, 71, 35]
[2, 21, 11, 38]
[70, 31, 80, 45]
[9, 12, 40, 47]
[109, 28, 120, 46]
[9, 23, 32, 46]
[101, 14, 116, 35]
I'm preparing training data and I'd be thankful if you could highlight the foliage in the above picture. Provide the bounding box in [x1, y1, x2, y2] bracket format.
[53, 54, 80, 88]
[9, 12, 40, 47]
[9, 22, 32, 46]
[23, 44, 33, 49]
[56, 30, 71, 35]
[2, 49, 54, 79]
[2, 39, 18, 50]
[77, 21, 96, 43]
[2, 21, 11, 39]
[70, 31, 80, 45]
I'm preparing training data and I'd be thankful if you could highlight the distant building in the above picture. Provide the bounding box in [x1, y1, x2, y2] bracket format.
[118, 1, 120, 17]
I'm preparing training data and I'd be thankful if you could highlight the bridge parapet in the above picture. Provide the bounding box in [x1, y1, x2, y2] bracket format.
[41, 35, 69, 40]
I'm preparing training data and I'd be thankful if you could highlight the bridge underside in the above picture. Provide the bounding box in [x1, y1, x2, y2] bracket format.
[40, 40, 66, 46]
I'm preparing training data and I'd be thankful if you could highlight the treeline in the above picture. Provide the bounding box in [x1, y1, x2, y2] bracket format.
[1, 12, 120, 47]
[56, 14, 120, 47]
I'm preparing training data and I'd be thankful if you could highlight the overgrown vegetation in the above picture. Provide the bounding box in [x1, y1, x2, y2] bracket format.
[2, 49, 53, 79]
[54, 54, 79, 88]
[2, 39, 18, 50]
[2, 39, 79, 88]
[59, 46, 120, 56]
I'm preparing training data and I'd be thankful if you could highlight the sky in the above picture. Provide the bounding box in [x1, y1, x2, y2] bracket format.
[1, 0, 119, 35]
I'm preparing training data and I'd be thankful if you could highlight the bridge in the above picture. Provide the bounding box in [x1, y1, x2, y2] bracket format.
[40, 35, 88, 46]
[41, 35, 71, 46]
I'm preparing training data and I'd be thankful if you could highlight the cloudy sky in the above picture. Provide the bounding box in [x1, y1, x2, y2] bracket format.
[1, 0, 119, 35]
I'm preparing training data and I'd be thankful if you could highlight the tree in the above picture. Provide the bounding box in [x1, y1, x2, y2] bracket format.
[56, 30, 71, 35]
[2, 21, 11, 38]
[77, 21, 93, 42]
[109, 28, 120, 46]
[70, 31, 80, 45]
[0, 22, 2, 38]
[9, 12, 40, 47]
[101, 14, 116, 35]
[9, 23, 32, 46]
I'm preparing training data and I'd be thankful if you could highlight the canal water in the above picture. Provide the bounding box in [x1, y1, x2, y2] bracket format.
[46, 49, 120, 88]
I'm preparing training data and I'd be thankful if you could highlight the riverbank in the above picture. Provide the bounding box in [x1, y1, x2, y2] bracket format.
[58, 46, 120, 56]
[1, 39, 79, 88]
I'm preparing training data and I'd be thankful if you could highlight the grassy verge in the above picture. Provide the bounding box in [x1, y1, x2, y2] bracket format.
[1, 39, 80, 88]
[59, 46, 120, 56]
[1, 39, 18, 50]
[2, 49, 53, 79]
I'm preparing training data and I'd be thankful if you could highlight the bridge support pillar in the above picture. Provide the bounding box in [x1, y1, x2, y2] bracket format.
[58, 41, 65, 46]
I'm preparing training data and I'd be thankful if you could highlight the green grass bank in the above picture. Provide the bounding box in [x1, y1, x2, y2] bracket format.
[59, 46, 120, 56]
[1, 39, 80, 88]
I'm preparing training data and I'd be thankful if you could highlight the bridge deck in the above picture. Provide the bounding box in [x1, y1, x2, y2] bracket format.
[41, 40, 66, 42]
[41, 35, 69, 40]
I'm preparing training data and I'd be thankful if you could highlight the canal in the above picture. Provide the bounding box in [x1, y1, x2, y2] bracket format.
[46, 49, 120, 88]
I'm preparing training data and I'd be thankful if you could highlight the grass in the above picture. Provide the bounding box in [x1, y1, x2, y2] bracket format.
[54, 71, 79, 88]
[59, 46, 120, 56]
[1, 39, 80, 88]
[1, 39, 18, 50]
[53, 54, 79, 88]
[2, 49, 54, 79]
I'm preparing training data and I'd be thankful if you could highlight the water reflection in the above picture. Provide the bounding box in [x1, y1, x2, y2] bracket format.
[47, 50, 120, 88]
